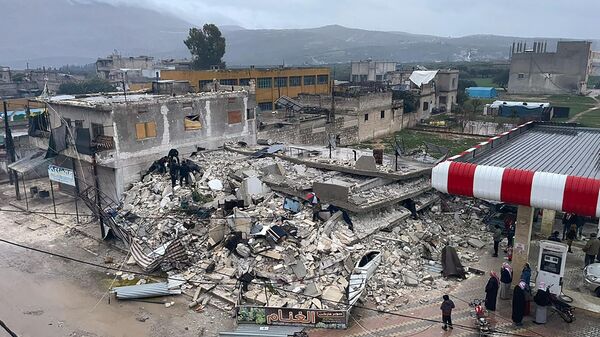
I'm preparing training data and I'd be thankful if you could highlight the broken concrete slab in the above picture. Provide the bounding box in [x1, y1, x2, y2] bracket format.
[208, 179, 223, 191]
[261, 163, 285, 176]
[312, 179, 352, 203]
[322, 286, 344, 304]
[467, 238, 486, 249]
[355, 156, 377, 171]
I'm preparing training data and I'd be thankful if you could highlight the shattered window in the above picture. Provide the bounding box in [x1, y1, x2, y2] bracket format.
[184, 115, 202, 130]
[228, 110, 242, 124]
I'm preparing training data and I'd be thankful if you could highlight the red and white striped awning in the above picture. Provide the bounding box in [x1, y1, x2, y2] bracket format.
[432, 122, 600, 217]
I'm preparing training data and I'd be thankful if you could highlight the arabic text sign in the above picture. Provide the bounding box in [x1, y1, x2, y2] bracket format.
[237, 306, 348, 329]
[48, 165, 75, 186]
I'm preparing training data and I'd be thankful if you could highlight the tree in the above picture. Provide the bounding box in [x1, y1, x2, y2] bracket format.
[58, 78, 116, 95]
[392, 90, 419, 113]
[492, 69, 509, 89]
[184, 24, 226, 70]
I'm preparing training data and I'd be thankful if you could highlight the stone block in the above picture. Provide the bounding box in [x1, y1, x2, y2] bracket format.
[261, 163, 285, 176]
[355, 156, 377, 171]
[312, 179, 351, 203]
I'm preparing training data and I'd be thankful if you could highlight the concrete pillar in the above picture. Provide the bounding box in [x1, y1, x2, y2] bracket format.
[540, 209, 556, 239]
[512, 205, 534, 287]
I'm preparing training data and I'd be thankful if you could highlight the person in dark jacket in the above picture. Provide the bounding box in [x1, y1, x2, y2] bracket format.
[548, 231, 561, 242]
[566, 223, 577, 253]
[512, 281, 527, 326]
[179, 160, 191, 186]
[168, 148, 180, 165]
[440, 295, 455, 330]
[500, 262, 513, 300]
[485, 271, 500, 311]
[520, 263, 532, 292]
[575, 215, 585, 240]
[168, 158, 179, 188]
[562, 213, 575, 240]
[583, 233, 600, 266]
[492, 225, 503, 257]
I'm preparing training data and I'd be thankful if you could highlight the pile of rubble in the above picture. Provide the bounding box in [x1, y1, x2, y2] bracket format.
[111, 147, 494, 312]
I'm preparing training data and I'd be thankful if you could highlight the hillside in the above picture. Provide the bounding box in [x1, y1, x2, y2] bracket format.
[2, 1, 597, 68]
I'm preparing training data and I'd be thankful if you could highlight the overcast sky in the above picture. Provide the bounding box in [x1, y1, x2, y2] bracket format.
[93, 0, 598, 39]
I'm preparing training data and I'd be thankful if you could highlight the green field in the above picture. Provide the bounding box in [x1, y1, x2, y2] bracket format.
[464, 77, 496, 88]
[354, 129, 487, 156]
[577, 108, 600, 128]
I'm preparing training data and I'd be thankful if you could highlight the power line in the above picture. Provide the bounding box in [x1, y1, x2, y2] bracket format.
[0, 236, 541, 337]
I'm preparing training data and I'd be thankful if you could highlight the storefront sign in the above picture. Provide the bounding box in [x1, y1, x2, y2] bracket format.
[48, 165, 75, 186]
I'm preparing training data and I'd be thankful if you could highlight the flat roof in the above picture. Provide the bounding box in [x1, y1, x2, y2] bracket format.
[462, 123, 600, 179]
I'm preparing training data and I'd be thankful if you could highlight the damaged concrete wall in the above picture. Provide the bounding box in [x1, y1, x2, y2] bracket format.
[258, 115, 360, 146]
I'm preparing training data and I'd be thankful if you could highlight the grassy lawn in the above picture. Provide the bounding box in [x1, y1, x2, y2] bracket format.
[354, 129, 487, 156]
[499, 94, 597, 119]
[577, 108, 600, 128]
[464, 77, 496, 88]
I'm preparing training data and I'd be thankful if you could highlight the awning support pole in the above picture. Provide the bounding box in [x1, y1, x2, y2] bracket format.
[21, 174, 28, 211]
[50, 180, 57, 218]
[512, 205, 534, 287]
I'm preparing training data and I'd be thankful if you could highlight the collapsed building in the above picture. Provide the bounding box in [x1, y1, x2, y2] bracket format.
[103, 143, 494, 329]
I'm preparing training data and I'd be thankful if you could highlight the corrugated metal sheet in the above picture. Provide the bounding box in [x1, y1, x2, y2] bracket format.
[7, 151, 52, 173]
[466, 125, 600, 179]
[113, 282, 181, 299]
[219, 324, 303, 337]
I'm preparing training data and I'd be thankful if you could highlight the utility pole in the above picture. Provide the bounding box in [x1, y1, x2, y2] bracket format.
[3, 101, 20, 200]
[92, 152, 105, 238]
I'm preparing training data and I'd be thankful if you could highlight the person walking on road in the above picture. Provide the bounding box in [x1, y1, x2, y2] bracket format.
[562, 213, 575, 240]
[440, 294, 455, 331]
[583, 233, 600, 266]
[485, 271, 500, 311]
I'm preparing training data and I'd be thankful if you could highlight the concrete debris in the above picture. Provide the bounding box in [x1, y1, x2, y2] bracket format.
[111, 147, 493, 312]
[355, 156, 377, 171]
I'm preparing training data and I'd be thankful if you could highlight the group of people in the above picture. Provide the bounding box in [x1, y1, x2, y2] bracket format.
[547, 213, 600, 266]
[141, 148, 202, 188]
[483, 262, 534, 326]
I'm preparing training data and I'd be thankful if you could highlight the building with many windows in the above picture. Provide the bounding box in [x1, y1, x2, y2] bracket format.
[160, 67, 331, 112]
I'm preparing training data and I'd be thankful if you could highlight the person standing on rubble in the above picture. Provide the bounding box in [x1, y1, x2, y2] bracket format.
[168, 148, 180, 165]
[179, 160, 191, 186]
[440, 294, 455, 331]
[562, 213, 575, 240]
[492, 225, 502, 257]
[168, 158, 180, 188]
[485, 271, 499, 311]
[499, 262, 512, 300]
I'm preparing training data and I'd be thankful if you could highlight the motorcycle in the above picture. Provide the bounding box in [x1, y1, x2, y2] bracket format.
[547, 287, 575, 323]
[469, 299, 492, 337]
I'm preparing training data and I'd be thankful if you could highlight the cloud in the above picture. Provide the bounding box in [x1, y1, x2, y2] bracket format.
[91, 0, 600, 39]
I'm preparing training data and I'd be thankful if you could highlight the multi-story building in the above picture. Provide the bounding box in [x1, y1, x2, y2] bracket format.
[508, 41, 592, 95]
[435, 70, 459, 112]
[350, 60, 397, 82]
[29, 88, 257, 199]
[161, 67, 331, 112]
[96, 53, 155, 82]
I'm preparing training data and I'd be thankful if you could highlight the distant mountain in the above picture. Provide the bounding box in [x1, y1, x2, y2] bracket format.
[2, 1, 598, 69]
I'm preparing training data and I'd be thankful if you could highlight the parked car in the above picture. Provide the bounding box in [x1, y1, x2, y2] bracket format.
[584, 263, 600, 297]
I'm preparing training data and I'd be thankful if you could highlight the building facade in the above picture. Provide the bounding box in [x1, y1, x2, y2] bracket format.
[30, 90, 257, 200]
[161, 67, 331, 113]
[350, 61, 397, 82]
[435, 70, 459, 112]
[508, 41, 592, 95]
[96, 53, 155, 82]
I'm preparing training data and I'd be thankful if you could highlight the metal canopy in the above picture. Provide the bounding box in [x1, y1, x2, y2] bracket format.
[7, 151, 52, 174]
[432, 122, 600, 217]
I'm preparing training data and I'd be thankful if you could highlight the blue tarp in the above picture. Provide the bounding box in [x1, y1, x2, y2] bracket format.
[466, 87, 497, 99]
